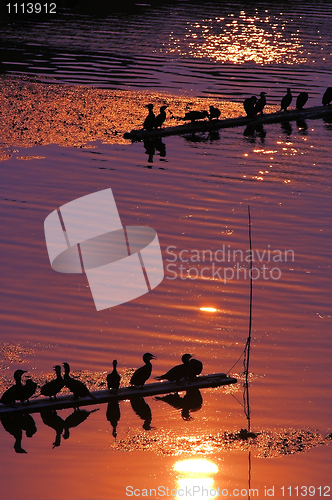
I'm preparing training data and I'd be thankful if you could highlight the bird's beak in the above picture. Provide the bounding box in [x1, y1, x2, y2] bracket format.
[152, 355, 157, 359]
[22, 370, 27, 373]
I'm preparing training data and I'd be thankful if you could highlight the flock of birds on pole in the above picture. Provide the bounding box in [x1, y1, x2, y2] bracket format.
[142, 87, 332, 129]
[0, 354, 203, 406]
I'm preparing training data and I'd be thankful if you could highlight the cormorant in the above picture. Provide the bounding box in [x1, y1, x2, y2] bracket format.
[243, 96, 257, 118]
[130, 397, 153, 430]
[254, 92, 267, 115]
[0, 370, 26, 405]
[154, 105, 168, 129]
[143, 104, 155, 130]
[40, 410, 65, 448]
[322, 87, 332, 105]
[62, 363, 97, 400]
[187, 357, 203, 379]
[21, 378, 37, 403]
[280, 88, 292, 111]
[106, 400, 121, 438]
[296, 92, 308, 109]
[107, 360, 121, 392]
[155, 353, 192, 382]
[130, 353, 156, 387]
[209, 106, 221, 121]
[184, 110, 209, 123]
[40, 365, 64, 400]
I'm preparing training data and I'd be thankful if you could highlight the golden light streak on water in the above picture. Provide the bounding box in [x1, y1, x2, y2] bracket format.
[199, 307, 217, 312]
[174, 458, 218, 473]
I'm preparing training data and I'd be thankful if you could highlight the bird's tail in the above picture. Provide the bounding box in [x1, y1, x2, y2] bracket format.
[88, 392, 98, 401]
[155, 376, 165, 381]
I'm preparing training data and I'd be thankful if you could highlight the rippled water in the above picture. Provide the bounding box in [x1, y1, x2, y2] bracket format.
[0, 2, 331, 499]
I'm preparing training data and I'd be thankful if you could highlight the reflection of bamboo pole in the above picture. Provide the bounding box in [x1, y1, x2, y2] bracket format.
[244, 206, 253, 431]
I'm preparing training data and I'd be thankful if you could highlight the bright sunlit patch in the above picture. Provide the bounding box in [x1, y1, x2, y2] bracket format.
[174, 459, 218, 473]
[199, 307, 217, 312]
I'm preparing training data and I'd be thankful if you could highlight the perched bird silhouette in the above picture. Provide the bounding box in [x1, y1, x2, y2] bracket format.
[62, 363, 97, 400]
[209, 106, 221, 121]
[187, 356, 203, 379]
[254, 92, 267, 115]
[243, 96, 257, 118]
[280, 88, 292, 111]
[184, 110, 209, 123]
[155, 353, 192, 383]
[107, 360, 121, 392]
[130, 353, 156, 387]
[296, 92, 309, 109]
[40, 365, 64, 400]
[143, 104, 155, 130]
[154, 105, 168, 129]
[0, 370, 26, 405]
[322, 87, 332, 105]
[21, 378, 37, 403]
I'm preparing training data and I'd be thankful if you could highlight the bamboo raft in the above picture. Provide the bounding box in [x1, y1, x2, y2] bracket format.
[0, 373, 237, 417]
[124, 104, 332, 141]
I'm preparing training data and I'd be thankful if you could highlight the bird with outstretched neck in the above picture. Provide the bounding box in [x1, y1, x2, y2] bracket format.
[130, 353, 156, 387]
[280, 88, 292, 111]
[154, 105, 168, 129]
[184, 110, 209, 123]
[143, 104, 155, 130]
[155, 353, 192, 383]
[107, 360, 121, 392]
[296, 92, 309, 109]
[322, 87, 332, 106]
[209, 106, 221, 121]
[243, 96, 257, 118]
[40, 365, 64, 400]
[254, 92, 267, 115]
[62, 363, 97, 400]
[0, 370, 27, 405]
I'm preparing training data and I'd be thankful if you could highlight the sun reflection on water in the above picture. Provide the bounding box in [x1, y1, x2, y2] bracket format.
[174, 459, 218, 500]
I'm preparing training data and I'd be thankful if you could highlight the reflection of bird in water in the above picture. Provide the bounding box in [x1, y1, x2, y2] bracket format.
[209, 106, 221, 121]
[143, 104, 155, 130]
[21, 378, 37, 403]
[254, 92, 267, 115]
[187, 357, 203, 379]
[130, 397, 153, 430]
[154, 105, 167, 129]
[40, 365, 64, 400]
[107, 360, 121, 393]
[20, 413, 37, 438]
[63, 363, 97, 400]
[244, 96, 257, 118]
[322, 87, 332, 105]
[296, 92, 308, 109]
[0, 413, 37, 453]
[156, 388, 203, 421]
[184, 110, 209, 123]
[130, 353, 156, 387]
[0, 369, 27, 405]
[40, 410, 65, 448]
[296, 118, 308, 135]
[280, 88, 292, 111]
[106, 400, 121, 438]
[143, 137, 166, 162]
[63, 408, 99, 439]
[281, 121, 292, 136]
[156, 353, 192, 383]
[244, 123, 266, 143]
